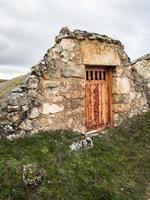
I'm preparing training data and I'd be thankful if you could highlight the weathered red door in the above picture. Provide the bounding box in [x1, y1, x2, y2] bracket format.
[85, 66, 112, 131]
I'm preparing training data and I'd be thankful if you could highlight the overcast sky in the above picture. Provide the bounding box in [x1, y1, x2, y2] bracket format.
[0, 0, 149, 79]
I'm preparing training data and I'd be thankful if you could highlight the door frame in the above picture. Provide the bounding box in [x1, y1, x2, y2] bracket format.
[85, 65, 113, 132]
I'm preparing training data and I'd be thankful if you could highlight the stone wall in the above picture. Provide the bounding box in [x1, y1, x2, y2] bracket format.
[0, 27, 149, 140]
[132, 54, 150, 105]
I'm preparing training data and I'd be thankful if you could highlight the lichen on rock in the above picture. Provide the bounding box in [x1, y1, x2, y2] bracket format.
[23, 164, 44, 188]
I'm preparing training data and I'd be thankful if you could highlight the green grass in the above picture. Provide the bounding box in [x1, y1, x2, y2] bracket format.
[0, 75, 27, 108]
[0, 112, 150, 200]
[0, 79, 7, 83]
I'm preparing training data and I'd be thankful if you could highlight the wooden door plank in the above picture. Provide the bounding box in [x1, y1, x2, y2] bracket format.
[99, 83, 102, 125]
[93, 71, 95, 80]
[91, 83, 94, 129]
[103, 83, 106, 125]
[107, 69, 112, 126]
[86, 82, 90, 130]
[101, 72, 104, 80]
[105, 82, 108, 125]
[85, 82, 89, 129]
[101, 82, 106, 124]
[88, 82, 91, 129]
[88, 71, 91, 80]
[95, 83, 100, 128]
[104, 82, 107, 124]
[105, 83, 108, 124]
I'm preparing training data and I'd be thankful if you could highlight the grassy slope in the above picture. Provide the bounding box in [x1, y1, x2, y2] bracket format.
[0, 112, 150, 200]
[0, 75, 27, 107]
[0, 79, 7, 83]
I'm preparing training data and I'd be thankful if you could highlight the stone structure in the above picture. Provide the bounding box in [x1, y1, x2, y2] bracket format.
[132, 54, 150, 105]
[0, 27, 149, 139]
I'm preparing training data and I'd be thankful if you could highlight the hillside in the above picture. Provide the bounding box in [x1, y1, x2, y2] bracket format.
[0, 111, 150, 200]
[0, 75, 27, 108]
[0, 79, 7, 83]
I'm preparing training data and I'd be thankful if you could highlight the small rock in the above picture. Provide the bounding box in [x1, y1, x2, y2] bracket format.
[42, 80, 60, 89]
[7, 112, 20, 123]
[82, 137, 94, 149]
[3, 124, 14, 134]
[6, 131, 26, 140]
[7, 93, 24, 106]
[22, 105, 29, 112]
[7, 105, 19, 112]
[12, 87, 24, 93]
[26, 76, 39, 89]
[19, 119, 33, 131]
[70, 140, 82, 151]
[31, 65, 41, 76]
[42, 73, 50, 80]
[59, 27, 70, 35]
[41, 103, 64, 114]
[23, 164, 44, 188]
[28, 107, 40, 119]
[70, 137, 93, 151]
[55, 27, 70, 43]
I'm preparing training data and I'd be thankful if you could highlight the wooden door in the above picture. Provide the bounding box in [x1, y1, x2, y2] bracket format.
[85, 66, 112, 131]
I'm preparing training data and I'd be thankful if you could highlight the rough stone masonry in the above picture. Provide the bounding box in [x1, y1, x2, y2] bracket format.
[0, 27, 149, 140]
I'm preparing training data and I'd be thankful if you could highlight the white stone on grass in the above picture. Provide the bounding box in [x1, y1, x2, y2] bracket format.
[70, 137, 93, 151]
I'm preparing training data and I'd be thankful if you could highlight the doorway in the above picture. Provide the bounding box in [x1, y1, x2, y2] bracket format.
[85, 66, 112, 132]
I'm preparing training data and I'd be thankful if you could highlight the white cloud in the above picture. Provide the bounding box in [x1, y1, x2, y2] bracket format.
[0, 0, 149, 79]
[0, 64, 30, 79]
